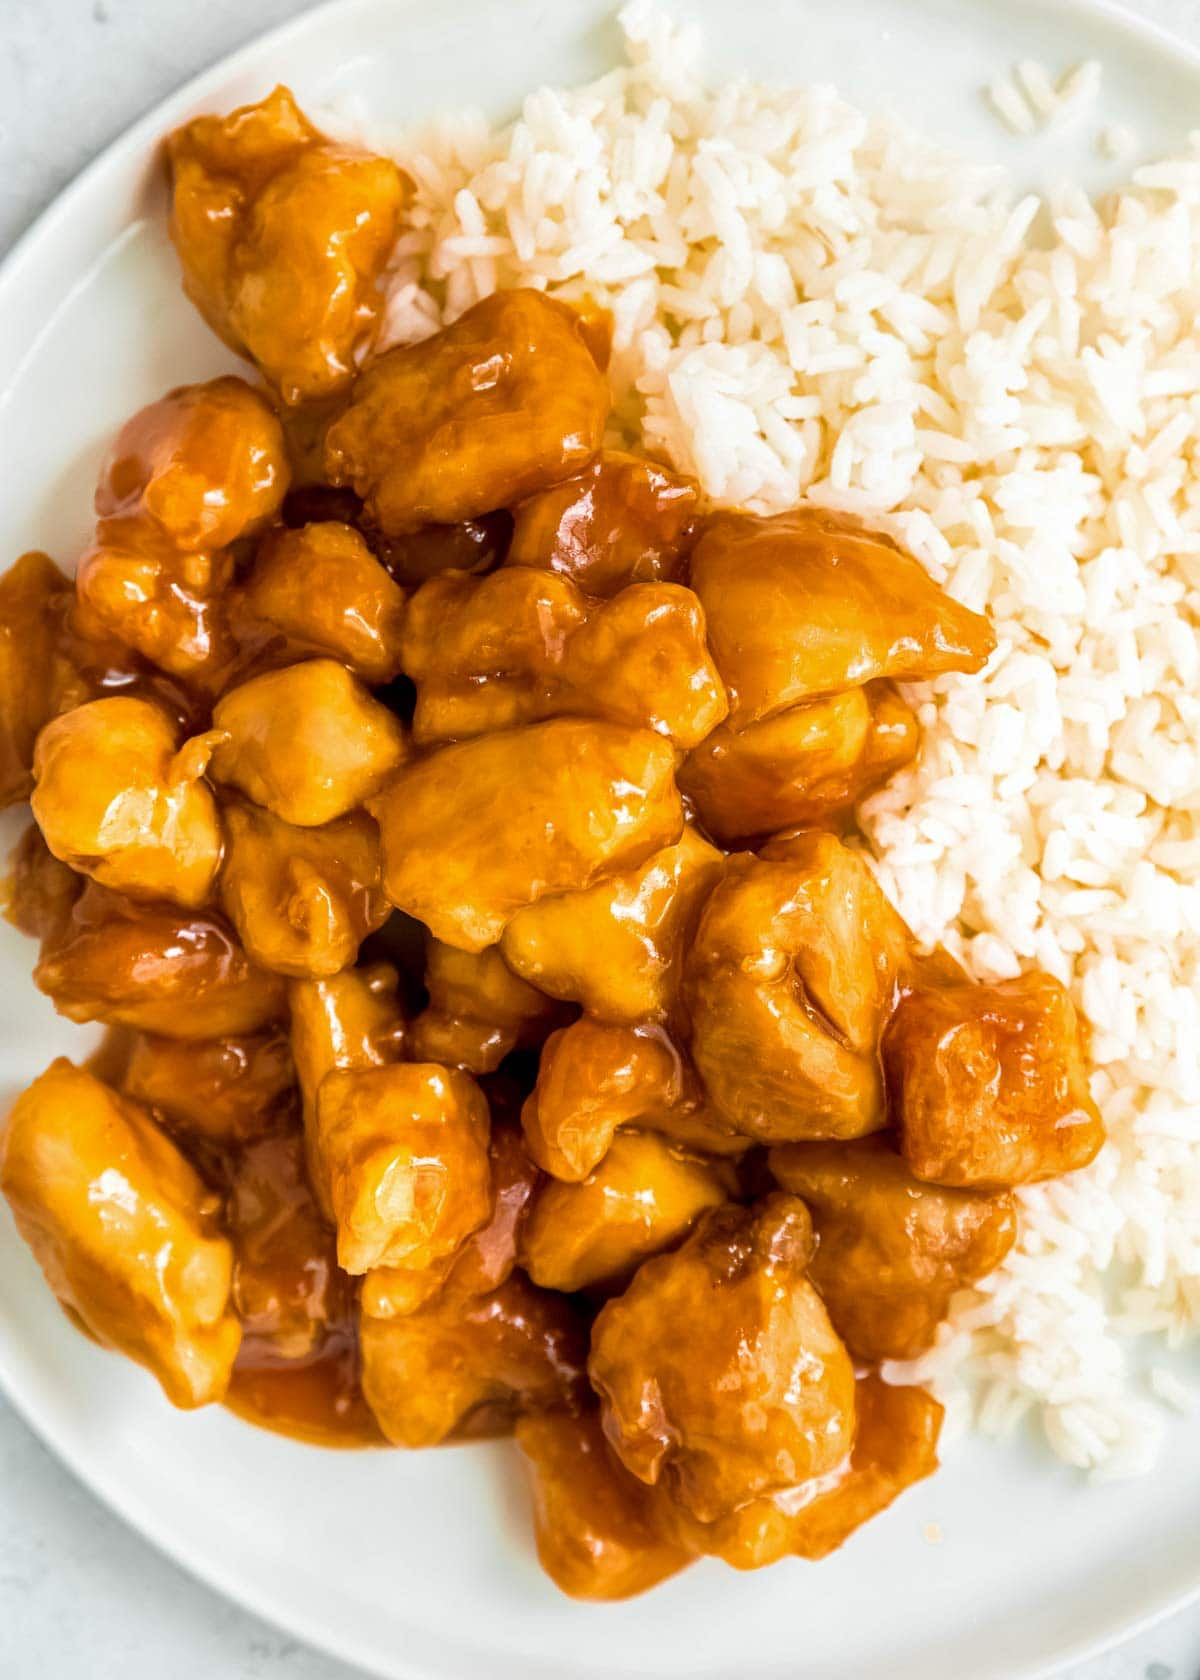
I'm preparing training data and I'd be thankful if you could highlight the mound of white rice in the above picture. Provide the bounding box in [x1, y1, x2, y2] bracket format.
[325, 3, 1200, 1474]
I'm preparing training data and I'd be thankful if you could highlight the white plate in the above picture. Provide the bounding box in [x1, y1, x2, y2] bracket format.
[3, 1, 1200, 1676]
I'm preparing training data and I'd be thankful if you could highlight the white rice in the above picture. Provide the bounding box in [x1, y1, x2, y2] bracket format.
[322, 4, 1200, 1474]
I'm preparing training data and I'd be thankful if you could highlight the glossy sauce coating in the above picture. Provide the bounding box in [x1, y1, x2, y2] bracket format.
[0, 553, 90, 808]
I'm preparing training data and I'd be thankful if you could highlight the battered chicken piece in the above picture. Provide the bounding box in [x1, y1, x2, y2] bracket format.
[324, 288, 609, 532]
[376, 511, 511, 589]
[401, 568, 726, 749]
[34, 884, 286, 1038]
[0, 552, 89, 808]
[360, 1270, 588, 1446]
[370, 718, 683, 952]
[661, 1374, 942, 1568]
[589, 1194, 856, 1522]
[885, 973, 1105, 1189]
[520, 1130, 735, 1293]
[226, 1129, 351, 1364]
[3, 823, 83, 946]
[234, 521, 406, 684]
[210, 659, 408, 826]
[123, 1030, 295, 1145]
[31, 697, 223, 908]
[685, 832, 916, 1143]
[0, 1060, 240, 1407]
[521, 1018, 685, 1181]
[507, 451, 699, 596]
[678, 683, 919, 846]
[313, 1062, 491, 1276]
[218, 799, 388, 978]
[516, 1409, 695, 1600]
[690, 510, 995, 724]
[167, 86, 409, 404]
[768, 1136, 1017, 1361]
[408, 940, 568, 1075]
[501, 828, 723, 1024]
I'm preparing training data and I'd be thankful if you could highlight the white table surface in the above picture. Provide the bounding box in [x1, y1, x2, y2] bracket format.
[2, 1, 1200, 1677]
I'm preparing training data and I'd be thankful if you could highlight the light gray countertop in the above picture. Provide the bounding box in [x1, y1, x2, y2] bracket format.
[2, 2, 1200, 1677]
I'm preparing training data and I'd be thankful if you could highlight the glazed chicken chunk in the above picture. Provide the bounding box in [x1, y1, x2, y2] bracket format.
[370, 717, 683, 952]
[408, 940, 568, 1075]
[167, 86, 410, 404]
[769, 1135, 1017, 1360]
[885, 972, 1105, 1188]
[324, 288, 609, 532]
[123, 1029, 296, 1145]
[3, 823, 83, 947]
[32, 696, 223, 908]
[0, 1061, 240, 1407]
[690, 509, 995, 723]
[0, 552, 89, 808]
[589, 1195, 856, 1522]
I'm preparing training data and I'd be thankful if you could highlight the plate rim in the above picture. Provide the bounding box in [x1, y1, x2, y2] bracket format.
[3, 0, 1200, 1675]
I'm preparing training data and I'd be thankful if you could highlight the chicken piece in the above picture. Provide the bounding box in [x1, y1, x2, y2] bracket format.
[34, 884, 286, 1038]
[661, 1374, 942, 1568]
[123, 1030, 295, 1145]
[521, 1018, 685, 1181]
[0, 552, 90, 808]
[377, 511, 511, 589]
[313, 1062, 491, 1276]
[324, 288, 608, 533]
[95, 377, 289, 551]
[507, 451, 698, 597]
[408, 940, 568, 1074]
[226, 1130, 351, 1364]
[167, 86, 409, 405]
[684, 833, 916, 1143]
[885, 972, 1104, 1189]
[690, 510, 995, 725]
[501, 828, 723, 1025]
[401, 569, 727, 749]
[3, 823, 83, 946]
[234, 521, 406, 684]
[520, 1130, 735, 1293]
[516, 1409, 695, 1601]
[210, 658, 408, 826]
[679, 683, 918, 846]
[287, 964, 406, 1216]
[360, 1270, 588, 1446]
[768, 1135, 1017, 1360]
[218, 798, 388, 978]
[0, 1060, 240, 1407]
[371, 718, 683, 952]
[361, 1116, 541, 1317]
[589, 1194, 855, 1522]
[31, 696, 223, 908]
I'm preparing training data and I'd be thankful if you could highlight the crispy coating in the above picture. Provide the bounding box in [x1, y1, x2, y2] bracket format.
[501, 827, 723, 1025]
[210, 659, 408, 826]
[360, 1270, 588, 1447]
[0, 1060, 240, 1407]
[370, 718, 683, 952]
[218, 798, 388, 978]
[313, 1062, 491, 1276]
[520, 1130, 735, 1292]
[234, 521, 407, 684]
[123, 1030, 296, 1145]
[690, 509, 995, 724]
[589, 1194, 856, 1522]
[885, 973, 1105, 1188]
[661, 1374, 942, 1568]
[769, 1135, 1017, 1360]
[401, 568, 726, 749]
[679, 683, 918, 846]
[408, 940, 568, 1075]
[32, 697, 223, 908]
[516, 1409, 695, 1600]
[325, 289, 608, 532]
[167, 87, 409, 404]
[34, 884, 286, 1039]
[508, 450, 698, 596]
